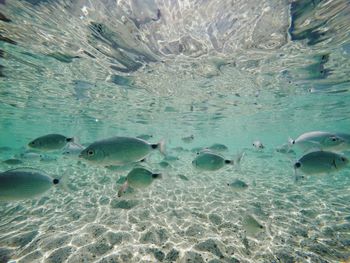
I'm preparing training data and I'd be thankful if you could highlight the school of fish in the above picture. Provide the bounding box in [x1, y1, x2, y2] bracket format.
[0, 130, 349, 203]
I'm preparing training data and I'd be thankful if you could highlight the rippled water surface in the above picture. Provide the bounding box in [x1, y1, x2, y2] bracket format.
[1, 0, 350, 262]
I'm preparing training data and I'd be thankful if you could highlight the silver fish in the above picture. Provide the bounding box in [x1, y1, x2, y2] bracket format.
[228, 179, 248, 191]
[79, 136, 165, 166]
[118, 167, 161, 197]
[243, 214, 264, 236]
[0, 168, 59, 201]
[252, 140, 264, 149]
[28, 134, 74, 151]
[62, 142, 85, 158]
[294, 151, 348, 175]
[192, 152, 233, 171]
[289, 131, 345, 151]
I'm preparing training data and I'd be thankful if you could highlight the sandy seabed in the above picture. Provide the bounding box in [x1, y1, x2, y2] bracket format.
[1, 148, 350, 263]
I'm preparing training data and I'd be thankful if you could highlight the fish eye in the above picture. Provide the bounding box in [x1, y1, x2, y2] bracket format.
[87, 150, 94, 156]
[341, 157, 346, 162]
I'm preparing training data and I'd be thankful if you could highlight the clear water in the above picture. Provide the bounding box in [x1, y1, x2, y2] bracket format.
[1, 0, 350, 262]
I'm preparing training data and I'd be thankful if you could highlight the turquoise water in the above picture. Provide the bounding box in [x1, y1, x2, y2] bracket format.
[1, 0, 350, 262]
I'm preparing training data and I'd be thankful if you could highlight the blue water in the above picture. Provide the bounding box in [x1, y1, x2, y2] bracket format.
[1, 1, 350, 262]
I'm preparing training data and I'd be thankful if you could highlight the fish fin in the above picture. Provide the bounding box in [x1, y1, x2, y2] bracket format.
[118, 181, 129, 197]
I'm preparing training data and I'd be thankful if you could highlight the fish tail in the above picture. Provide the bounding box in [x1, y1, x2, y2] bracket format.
[225, 159, 234, 165]
[67, 136, 80, 143]
[152, 139, 166, 155]
[235, 151, 245, 166]
[118, 182, 128, 197]
[57, 172, 71, 193]
[294, 167, 304, 183]
[288, 137, 295, 145]
[152, 173, 162, 179]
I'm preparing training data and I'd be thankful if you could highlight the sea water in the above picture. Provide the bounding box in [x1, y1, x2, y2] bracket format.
[1, 0, 350, 262]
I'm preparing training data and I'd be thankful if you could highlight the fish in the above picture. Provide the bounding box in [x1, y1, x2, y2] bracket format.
[62, 142, 85, 158]
[73, 80, 95, 100]
[159, 160, 171, 168]
[242, 214, 264, 236]
[163, 155, 179, 162]
[0, 168, 60, 201]
[17, 151, 43, 160]
[276, 143, 296, 155]
[2, 159, 23, 165]
[228, 179, 248, 191]
[252, 140, 264, 149]
[79, 136, 165, 166]
[0, 146, 12, 152]
[177, 174, 189, 181]
[118, 167, 161, 197]
[207, 143, 228, 152]
[28, 134, 75, 151]
[192, 151, 237, 171]
[294, 151, 348, 176]
[288, 131, 345, 151]
[181, 135, 194, 143]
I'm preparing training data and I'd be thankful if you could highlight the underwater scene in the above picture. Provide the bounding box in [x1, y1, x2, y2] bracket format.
[1, 0, 350, 262]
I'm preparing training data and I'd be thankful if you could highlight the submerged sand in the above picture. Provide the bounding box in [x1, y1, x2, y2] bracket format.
[0, 148, 350, 263]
